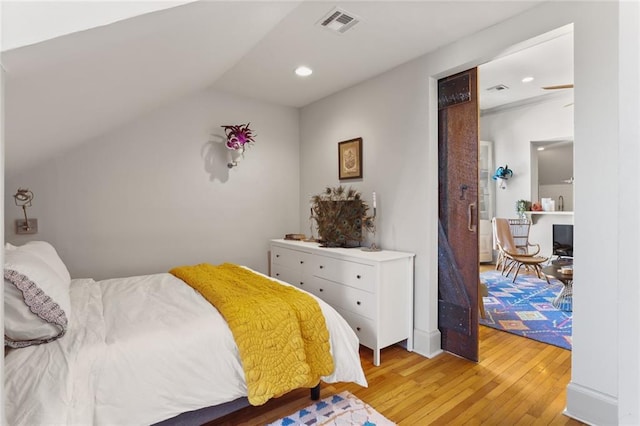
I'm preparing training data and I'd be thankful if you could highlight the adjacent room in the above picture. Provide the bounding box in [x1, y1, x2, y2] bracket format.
[477, 27, 574, 351]
[2, 1, 638, 425]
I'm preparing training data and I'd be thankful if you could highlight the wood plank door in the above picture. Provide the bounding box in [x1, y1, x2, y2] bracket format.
[437, 68, 480, 362]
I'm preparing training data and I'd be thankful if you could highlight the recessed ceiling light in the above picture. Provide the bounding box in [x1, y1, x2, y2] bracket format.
[522, 76, 534, 83]
[295, 66, 313, 77]
[537, 147, 545, 151]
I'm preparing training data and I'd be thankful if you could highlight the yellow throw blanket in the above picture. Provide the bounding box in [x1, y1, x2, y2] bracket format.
[169, 263, 334, 405]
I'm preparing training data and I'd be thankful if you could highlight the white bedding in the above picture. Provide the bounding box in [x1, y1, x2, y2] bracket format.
[5, 270, 367, 425]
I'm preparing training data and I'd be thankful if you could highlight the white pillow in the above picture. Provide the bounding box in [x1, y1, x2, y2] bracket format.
[5, 241, 71, 283]
[4, 248, 70, 348]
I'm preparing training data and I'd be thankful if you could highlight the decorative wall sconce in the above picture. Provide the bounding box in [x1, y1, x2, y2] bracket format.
[222, 123, 256, 168]
[492, 165, 513, 190]
[14, 188, 38, 234]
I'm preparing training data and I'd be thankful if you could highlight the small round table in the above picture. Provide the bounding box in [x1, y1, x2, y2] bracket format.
[542, 264, 573, 311]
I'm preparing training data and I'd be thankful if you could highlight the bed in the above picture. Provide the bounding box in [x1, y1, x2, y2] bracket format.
[4, 241, 368, 425]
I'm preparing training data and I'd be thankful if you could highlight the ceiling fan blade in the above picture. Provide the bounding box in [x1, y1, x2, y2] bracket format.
[543, 84, 574, 90]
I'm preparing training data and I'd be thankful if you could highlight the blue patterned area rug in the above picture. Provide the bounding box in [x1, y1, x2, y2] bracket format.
[480, 270, 572, 350]
[268, 391, 395, 426]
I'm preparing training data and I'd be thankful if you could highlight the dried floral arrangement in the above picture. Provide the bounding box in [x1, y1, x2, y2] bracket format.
[311, 186, 373, 248]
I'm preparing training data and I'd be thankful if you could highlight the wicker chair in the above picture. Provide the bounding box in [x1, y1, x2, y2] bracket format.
[492, 218, 549, 283]
[507, 218, 540, 255]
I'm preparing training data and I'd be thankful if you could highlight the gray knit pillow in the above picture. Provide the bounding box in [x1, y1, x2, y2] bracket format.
[4, 249, 70, 348]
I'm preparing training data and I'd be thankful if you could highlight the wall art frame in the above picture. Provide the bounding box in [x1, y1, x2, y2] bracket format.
[338, 137, 363, 180]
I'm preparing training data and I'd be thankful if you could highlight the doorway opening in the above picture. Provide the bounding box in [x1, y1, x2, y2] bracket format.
[476, 24, 574, 351]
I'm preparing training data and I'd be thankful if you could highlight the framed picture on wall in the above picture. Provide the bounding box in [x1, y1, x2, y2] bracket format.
[338, 137, 363, 180]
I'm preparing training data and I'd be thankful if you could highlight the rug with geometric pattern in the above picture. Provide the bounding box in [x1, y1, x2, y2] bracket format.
[479, 270, 572, 350]
[267, 391, 395, 426]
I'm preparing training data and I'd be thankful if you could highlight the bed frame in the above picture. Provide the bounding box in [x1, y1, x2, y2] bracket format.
[154, 384, 321, 425]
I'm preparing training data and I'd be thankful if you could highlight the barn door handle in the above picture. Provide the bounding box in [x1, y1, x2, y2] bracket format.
[467, 202, 477, 232]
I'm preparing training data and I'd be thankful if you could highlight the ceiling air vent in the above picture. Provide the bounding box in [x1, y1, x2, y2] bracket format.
[487, 84, 510, 92]
[317, 7, 360, 34]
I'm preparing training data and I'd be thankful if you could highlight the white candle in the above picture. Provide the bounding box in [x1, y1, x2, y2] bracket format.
[372, 192, 377, 208]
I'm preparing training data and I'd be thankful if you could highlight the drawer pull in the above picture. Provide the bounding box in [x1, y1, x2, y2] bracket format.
[276, 273, 280, 277]
[319, 265, 324, 269]
[299, 282, 304, 285]
[356, 275, 361, 279]
[276, 254, 280, 258]
[319, 288, 324, 292]
[356, 301, 361, 305]
[356, 327, 361, 331]
[300, 261, 304, 264]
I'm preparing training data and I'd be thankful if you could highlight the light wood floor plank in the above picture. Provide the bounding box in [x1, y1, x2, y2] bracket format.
[211, 265, 581, 425]
[209, 326, 583, 426]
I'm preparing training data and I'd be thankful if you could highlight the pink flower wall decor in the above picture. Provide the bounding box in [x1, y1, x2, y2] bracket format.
[221, 123, 255, 151]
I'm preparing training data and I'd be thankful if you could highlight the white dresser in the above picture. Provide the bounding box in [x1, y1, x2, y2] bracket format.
[269, 239, 415, 366]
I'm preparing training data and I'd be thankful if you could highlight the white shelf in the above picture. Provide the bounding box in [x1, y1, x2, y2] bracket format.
[527, 211, 573, 215]
[525, 211, 574, 224]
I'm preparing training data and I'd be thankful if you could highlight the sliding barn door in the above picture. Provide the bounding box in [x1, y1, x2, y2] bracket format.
[437, 68, 480, 362]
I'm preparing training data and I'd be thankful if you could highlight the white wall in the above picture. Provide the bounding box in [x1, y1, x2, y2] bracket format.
[616, 1, 640, 423]
[538, 144, 574, 186]
[300, 57, 435, 352]
[4, 88, 300, 280]
[480, 95, 574, 219]
[480, 94, 574, 258]
[301, 1, 636, 424]
[539, 184, 573, 211]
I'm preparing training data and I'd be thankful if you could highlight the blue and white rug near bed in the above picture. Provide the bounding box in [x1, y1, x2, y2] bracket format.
[480, 270, 572, 350]
[268, 391, 395, 426]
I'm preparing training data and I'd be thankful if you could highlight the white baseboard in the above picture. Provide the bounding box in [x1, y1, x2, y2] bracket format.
[412, 328, 443, 358]
[565, 381, 618, 425]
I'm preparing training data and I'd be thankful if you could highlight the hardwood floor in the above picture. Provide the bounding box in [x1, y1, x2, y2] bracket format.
[211, 264, 582, 425]
[210, 330, 582, 425]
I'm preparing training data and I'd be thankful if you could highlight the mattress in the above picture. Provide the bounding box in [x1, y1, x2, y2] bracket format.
[4, 269, 367, 425]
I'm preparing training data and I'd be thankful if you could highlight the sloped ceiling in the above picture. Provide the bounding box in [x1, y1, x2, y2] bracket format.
[1, 1, 198, 51]
[2, 0, 545, 177]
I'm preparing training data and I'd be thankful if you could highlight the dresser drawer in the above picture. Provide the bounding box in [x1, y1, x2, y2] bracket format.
[270, 239, 415, 366]
[311, 256, 373, 292]
[336, 308, 376, 349]
[314, 279, 374, 320]
[270, 264, 310, 290]
[271, 246, 312, 270]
